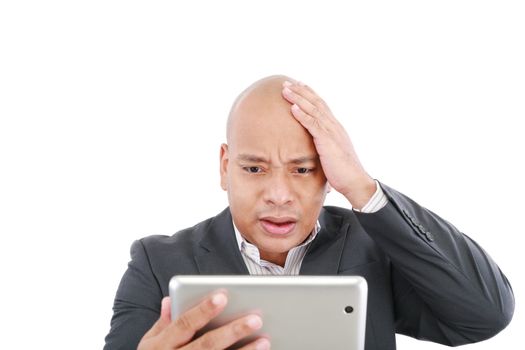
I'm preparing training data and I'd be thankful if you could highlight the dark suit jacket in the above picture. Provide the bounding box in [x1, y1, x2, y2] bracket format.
[104, 181, 514, 349]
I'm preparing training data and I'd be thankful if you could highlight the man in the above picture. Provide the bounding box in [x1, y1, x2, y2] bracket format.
[104, 75, 514, 350]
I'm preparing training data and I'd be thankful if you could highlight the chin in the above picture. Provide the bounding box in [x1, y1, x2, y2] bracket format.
[256, 231, 300, 251]
[258, 240, 294, 255]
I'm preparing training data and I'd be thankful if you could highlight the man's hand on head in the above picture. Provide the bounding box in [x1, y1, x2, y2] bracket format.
[281, 80, 376, 209]
[138, 293, 270, 350]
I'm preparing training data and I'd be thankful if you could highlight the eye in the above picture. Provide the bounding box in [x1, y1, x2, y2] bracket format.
[296, 167, 313, 174]
[244, 166, 262, 174]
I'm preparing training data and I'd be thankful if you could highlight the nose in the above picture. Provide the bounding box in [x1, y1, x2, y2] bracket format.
[263, 171, 294, 207]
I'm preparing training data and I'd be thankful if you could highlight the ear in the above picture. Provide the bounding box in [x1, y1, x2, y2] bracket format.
[220, 143, 229, 191]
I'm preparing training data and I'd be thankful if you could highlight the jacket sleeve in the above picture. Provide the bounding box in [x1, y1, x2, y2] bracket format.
[104, 239, 163, 350]
[353, 181, 514, 346]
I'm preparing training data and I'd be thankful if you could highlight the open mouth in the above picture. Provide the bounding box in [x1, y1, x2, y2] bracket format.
[259, 218, 297, 235]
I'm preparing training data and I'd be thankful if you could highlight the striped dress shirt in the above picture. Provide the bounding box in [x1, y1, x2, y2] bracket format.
[233, 180, 389, 275]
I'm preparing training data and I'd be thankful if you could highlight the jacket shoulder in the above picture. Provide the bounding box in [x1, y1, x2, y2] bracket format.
[322, 205, 354, 217]
[138, 214, 216, 254]
[321, 205, 359, 227]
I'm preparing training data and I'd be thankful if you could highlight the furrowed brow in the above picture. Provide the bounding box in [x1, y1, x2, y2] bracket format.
[236, 154, 269, 163]
[288, 155, 319, 165]
[236, 154, 319, 164]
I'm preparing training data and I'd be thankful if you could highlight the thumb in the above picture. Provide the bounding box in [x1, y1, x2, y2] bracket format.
[160, 296, 172, 323]
[143, 297, 172, 338]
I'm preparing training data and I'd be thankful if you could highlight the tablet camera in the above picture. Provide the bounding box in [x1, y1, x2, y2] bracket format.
[344, 306, 354, 314]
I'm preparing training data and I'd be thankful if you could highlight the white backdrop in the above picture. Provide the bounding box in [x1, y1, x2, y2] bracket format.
[0, 1, 523, 349]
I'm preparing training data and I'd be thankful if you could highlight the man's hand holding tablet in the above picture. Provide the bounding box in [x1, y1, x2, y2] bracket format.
[137, 292, 270, 350]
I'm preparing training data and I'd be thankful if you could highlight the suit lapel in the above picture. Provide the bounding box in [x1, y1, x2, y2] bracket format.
[300, 207, 349, 275]
[193, 207, 350, 276]
[194, 207, 250, 275]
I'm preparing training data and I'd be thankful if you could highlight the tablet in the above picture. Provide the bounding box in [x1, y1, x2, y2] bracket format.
[169, 275, 367, 350]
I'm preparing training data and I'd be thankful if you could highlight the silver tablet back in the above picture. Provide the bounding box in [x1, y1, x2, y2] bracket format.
[169, 275, 367, 350]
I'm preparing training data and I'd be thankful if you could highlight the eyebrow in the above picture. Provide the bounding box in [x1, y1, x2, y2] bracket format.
[236, 154, 319, 164]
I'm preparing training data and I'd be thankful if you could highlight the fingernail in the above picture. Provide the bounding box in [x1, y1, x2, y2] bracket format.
[283, 80, 292, 87]
[245, 315, 263, 329]
[255, 338, 270, 350]
[211, 293, 227, 307]
[161, 296, 170, 309]
[291, 104, 300, 111]
[283, 86, 292, 94]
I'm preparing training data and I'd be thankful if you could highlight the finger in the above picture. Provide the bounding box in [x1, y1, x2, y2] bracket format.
[282, 86, 324, 121]
[142, 296, 172, 338]
[282, 81, 329, 120]
[188, 314, 263, 350]
[284, 80, 324, 109]
[162, 292, 228, 348]
[161, 296, 172, 322]
[289, 103, 324, 136]
[237, 337, 271, 350]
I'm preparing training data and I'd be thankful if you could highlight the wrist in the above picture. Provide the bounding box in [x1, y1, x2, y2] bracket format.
[343, 176, 377, 210]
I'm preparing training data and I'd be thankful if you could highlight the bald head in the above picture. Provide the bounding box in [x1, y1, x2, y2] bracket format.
[219, 75, 328, 267]
[226, 74, 299, 145]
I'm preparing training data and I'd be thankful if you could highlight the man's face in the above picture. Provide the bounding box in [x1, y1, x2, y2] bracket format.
[220, 88, 328, 265]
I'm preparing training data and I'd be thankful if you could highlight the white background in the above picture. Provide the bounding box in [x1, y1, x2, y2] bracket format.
[0, 1, 523, 349]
